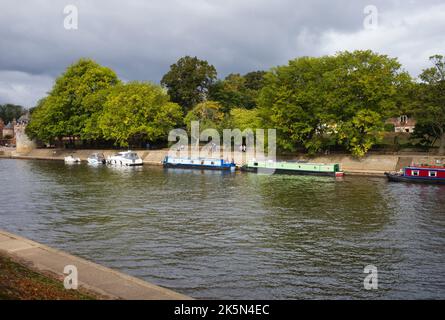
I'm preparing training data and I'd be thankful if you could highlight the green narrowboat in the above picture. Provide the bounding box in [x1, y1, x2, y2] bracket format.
[241, 160, 344, 177]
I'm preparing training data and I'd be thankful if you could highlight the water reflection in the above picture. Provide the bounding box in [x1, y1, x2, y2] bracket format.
[0, 159, 444, 299]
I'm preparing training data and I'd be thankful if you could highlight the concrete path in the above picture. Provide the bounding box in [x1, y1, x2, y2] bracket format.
[0, 230, 191, 300]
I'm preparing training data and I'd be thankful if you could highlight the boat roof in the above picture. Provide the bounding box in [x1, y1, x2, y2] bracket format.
[167, 156, 226, 161]
[407, 166, 445, 171]
[248, 160, 339, 166]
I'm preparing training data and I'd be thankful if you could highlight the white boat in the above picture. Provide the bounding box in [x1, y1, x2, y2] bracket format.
[64, 155, 81, 164]
[106, 151, 143, 166]
[87, 153, 106, 165]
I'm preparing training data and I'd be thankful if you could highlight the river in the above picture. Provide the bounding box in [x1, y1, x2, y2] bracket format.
[1, 159, 444, 299]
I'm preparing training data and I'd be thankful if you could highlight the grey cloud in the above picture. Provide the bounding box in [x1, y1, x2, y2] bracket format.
[0, 0, 443, 107]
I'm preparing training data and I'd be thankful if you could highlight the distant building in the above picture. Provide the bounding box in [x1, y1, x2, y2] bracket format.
[0, 118, 4, 138]
[2, 121, 15, 138]
[386, 115, 416, 133]
[14, 112, 36, 153]
[16, 113, 30, 125]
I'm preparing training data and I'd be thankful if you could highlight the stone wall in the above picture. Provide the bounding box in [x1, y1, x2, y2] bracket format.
[14, 124, 36, 153]
[6, 147, 445, 176]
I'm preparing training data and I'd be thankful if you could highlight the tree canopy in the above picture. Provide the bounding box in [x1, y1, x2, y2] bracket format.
[161, 56, 217, 112]
[184, 101, 225, 133]
[411, 55, 445, 154]
[24, 51, 445, 157]
[26, 58, 120, 142]
[0, 104, 26, 124]
[209, 71, 266, 111]
[258, 50, 411, 156]
[98, 82, 183, 147]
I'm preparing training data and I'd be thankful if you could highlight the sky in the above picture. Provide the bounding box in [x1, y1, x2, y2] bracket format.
[0, 0, 444, 108]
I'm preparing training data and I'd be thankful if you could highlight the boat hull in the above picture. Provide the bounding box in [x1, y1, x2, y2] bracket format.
[164, 163, 235, 171]
[241, 166, 341, 177]
[385, 172, 445, 185]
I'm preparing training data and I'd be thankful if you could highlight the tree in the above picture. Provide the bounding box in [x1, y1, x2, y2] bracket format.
[229, 108, 262, 131]
[411, 55, 445, 155]
[0, 104, 26, 123]
[209, 71, 266, 111]
[98, 82, 183, 147]
[26, 59, 120, 143]
[161, 56, 217, 112]
[337, 110, 384, 157]
[258, 50, 411, 156]
[184, 101, 225, 133]
[258, 55, 336, 153]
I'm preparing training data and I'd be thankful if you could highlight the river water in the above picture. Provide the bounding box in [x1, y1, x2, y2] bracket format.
[0, 159, 444, 299]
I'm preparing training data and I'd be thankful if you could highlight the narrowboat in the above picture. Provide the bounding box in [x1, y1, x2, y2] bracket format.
[163, 156, 236, 171]
[241, 160, 344, 177]
[385, 165, 445, 185]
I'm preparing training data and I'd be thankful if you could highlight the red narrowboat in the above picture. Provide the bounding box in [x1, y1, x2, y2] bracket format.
[385, 164, 445, 185]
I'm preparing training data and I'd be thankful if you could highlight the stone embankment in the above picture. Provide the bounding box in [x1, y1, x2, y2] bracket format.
[1, 147, 444, 176]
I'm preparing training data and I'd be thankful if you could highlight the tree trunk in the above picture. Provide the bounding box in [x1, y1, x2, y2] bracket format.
[439, 131, 445, 155]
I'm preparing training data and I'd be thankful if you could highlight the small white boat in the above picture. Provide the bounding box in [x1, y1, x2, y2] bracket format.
[87, 153, 106, 165]
[106, 151, 143, 166]
[64, 155, 81, 164]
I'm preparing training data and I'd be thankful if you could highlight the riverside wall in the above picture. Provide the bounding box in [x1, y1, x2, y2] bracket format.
[1, 147, 445, 176]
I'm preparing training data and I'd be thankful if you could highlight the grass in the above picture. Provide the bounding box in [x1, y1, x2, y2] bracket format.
[0, 254, 97, 300]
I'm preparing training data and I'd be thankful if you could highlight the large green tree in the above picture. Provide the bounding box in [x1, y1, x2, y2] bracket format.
[411, 55, 445, 155]
[161, 56, 217, 112]
[98, 82, 183, 147]
[259, 50, 411, 156]
[26, 59, 120, 143]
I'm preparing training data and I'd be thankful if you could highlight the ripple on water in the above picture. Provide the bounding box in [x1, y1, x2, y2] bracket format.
[0, 159, 444, 299]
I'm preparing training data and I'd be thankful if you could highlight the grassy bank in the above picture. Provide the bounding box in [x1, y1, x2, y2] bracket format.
[0, 254, 96, 300]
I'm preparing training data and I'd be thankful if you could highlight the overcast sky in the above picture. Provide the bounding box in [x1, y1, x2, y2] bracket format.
[0, 0, 444, 108]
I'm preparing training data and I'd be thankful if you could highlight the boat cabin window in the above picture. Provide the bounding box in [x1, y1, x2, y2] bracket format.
[411, 170, 419, 176]
[429, 171, 437, 177]
[254, 162, 258, 166]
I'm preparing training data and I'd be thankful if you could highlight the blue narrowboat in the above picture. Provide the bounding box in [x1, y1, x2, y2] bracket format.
[163, 156, 236, 171]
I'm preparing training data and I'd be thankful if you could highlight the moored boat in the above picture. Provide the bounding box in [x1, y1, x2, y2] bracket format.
[241, 160, 344, 177]
[64, 155, 81, 164]
[87, 153, 106, 165]
[107, 151, 143, 166]
[385, 164, 445, 185]
[163, 156, 236, 171]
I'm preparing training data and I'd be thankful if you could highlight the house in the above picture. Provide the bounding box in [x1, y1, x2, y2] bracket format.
[386, 115, 416, 133]
[2, 121, 15, 138]
[0, 118, 4, 138]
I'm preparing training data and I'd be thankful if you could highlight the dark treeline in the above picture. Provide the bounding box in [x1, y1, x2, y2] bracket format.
[24, 51, 445, 155]
[0, 104, 26, 124]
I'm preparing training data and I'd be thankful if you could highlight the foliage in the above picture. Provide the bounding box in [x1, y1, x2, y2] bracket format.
[258, 50, 411, 156]
[337, 110, 384, 157]
[411, 55, 445, 154]
[161, 56, 217, 112]
[209, 71, 266, 111]
[98, 82, 183, 147]
[184, 101, 225, 133]
[26, 59, 120, 142]
[0, 104, 26, 124]
[228, 108, 263, 131]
